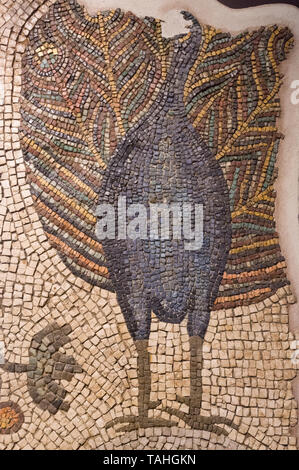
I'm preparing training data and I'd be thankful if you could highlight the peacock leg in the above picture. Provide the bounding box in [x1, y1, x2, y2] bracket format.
[136, 339, 162, 423]
[105, 339, 176, 432]
[159, 336, 239, 436]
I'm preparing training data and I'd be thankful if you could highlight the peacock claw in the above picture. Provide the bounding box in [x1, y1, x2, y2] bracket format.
[149, 399, 162, 409]
[159, 405, 239, 437]
[105, 415, 177, 433]
[105, 398, 177, 432]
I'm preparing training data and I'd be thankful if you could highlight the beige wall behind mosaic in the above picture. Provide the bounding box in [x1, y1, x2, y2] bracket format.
[0, 0, 298, 450]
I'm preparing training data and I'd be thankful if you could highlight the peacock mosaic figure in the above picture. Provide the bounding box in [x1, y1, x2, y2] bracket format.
[19, 0, 293, 434]
[96, 12, 232, 432]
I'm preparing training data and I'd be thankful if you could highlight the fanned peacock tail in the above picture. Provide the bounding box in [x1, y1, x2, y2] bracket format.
[20, 0, 293, 308]
[184, 23, 293, 308]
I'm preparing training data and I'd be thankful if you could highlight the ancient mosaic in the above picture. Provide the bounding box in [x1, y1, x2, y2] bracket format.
[0, 0, 298, 450]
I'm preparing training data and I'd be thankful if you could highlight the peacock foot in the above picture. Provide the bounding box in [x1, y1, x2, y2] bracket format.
[105, 400, 177, 432]
[159, 395, 239, 436]
[105, 415, 178, 433]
